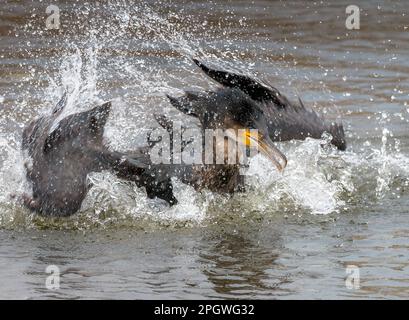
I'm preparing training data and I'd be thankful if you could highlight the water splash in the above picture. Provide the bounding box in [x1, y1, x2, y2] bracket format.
[245, 137, 351, 215]
[1, 1, 408, 229]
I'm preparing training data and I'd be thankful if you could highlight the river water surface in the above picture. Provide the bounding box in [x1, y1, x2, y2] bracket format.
[0, 0, 409, 299]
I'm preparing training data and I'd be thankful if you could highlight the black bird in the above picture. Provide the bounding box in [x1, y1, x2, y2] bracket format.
[147, 85, 286, 197]
[145, 59, 346, 204]
[21, 59, 347, 215]
[21, 94, 153, 216]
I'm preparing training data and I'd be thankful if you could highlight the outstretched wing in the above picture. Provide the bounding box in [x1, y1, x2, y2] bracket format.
[193, 59, 290, 108]
[262, 97, 346, 150]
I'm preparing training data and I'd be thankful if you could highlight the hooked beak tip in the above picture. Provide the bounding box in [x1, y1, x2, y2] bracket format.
[256, 137, 287, 172]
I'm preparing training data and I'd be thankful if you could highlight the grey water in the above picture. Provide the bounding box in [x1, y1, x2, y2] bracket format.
[0, 0, 409, 299]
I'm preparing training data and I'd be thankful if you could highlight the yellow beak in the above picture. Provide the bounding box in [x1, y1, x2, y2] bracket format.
[240, 129, 287, 172]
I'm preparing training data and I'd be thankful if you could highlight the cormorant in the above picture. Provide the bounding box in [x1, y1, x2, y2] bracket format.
[21, 59, 346, 215]
[144, 59, 346, 205]
[21, 94, 152, 216]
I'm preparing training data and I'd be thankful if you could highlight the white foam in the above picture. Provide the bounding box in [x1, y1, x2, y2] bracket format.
[1, 3, 408, 228]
